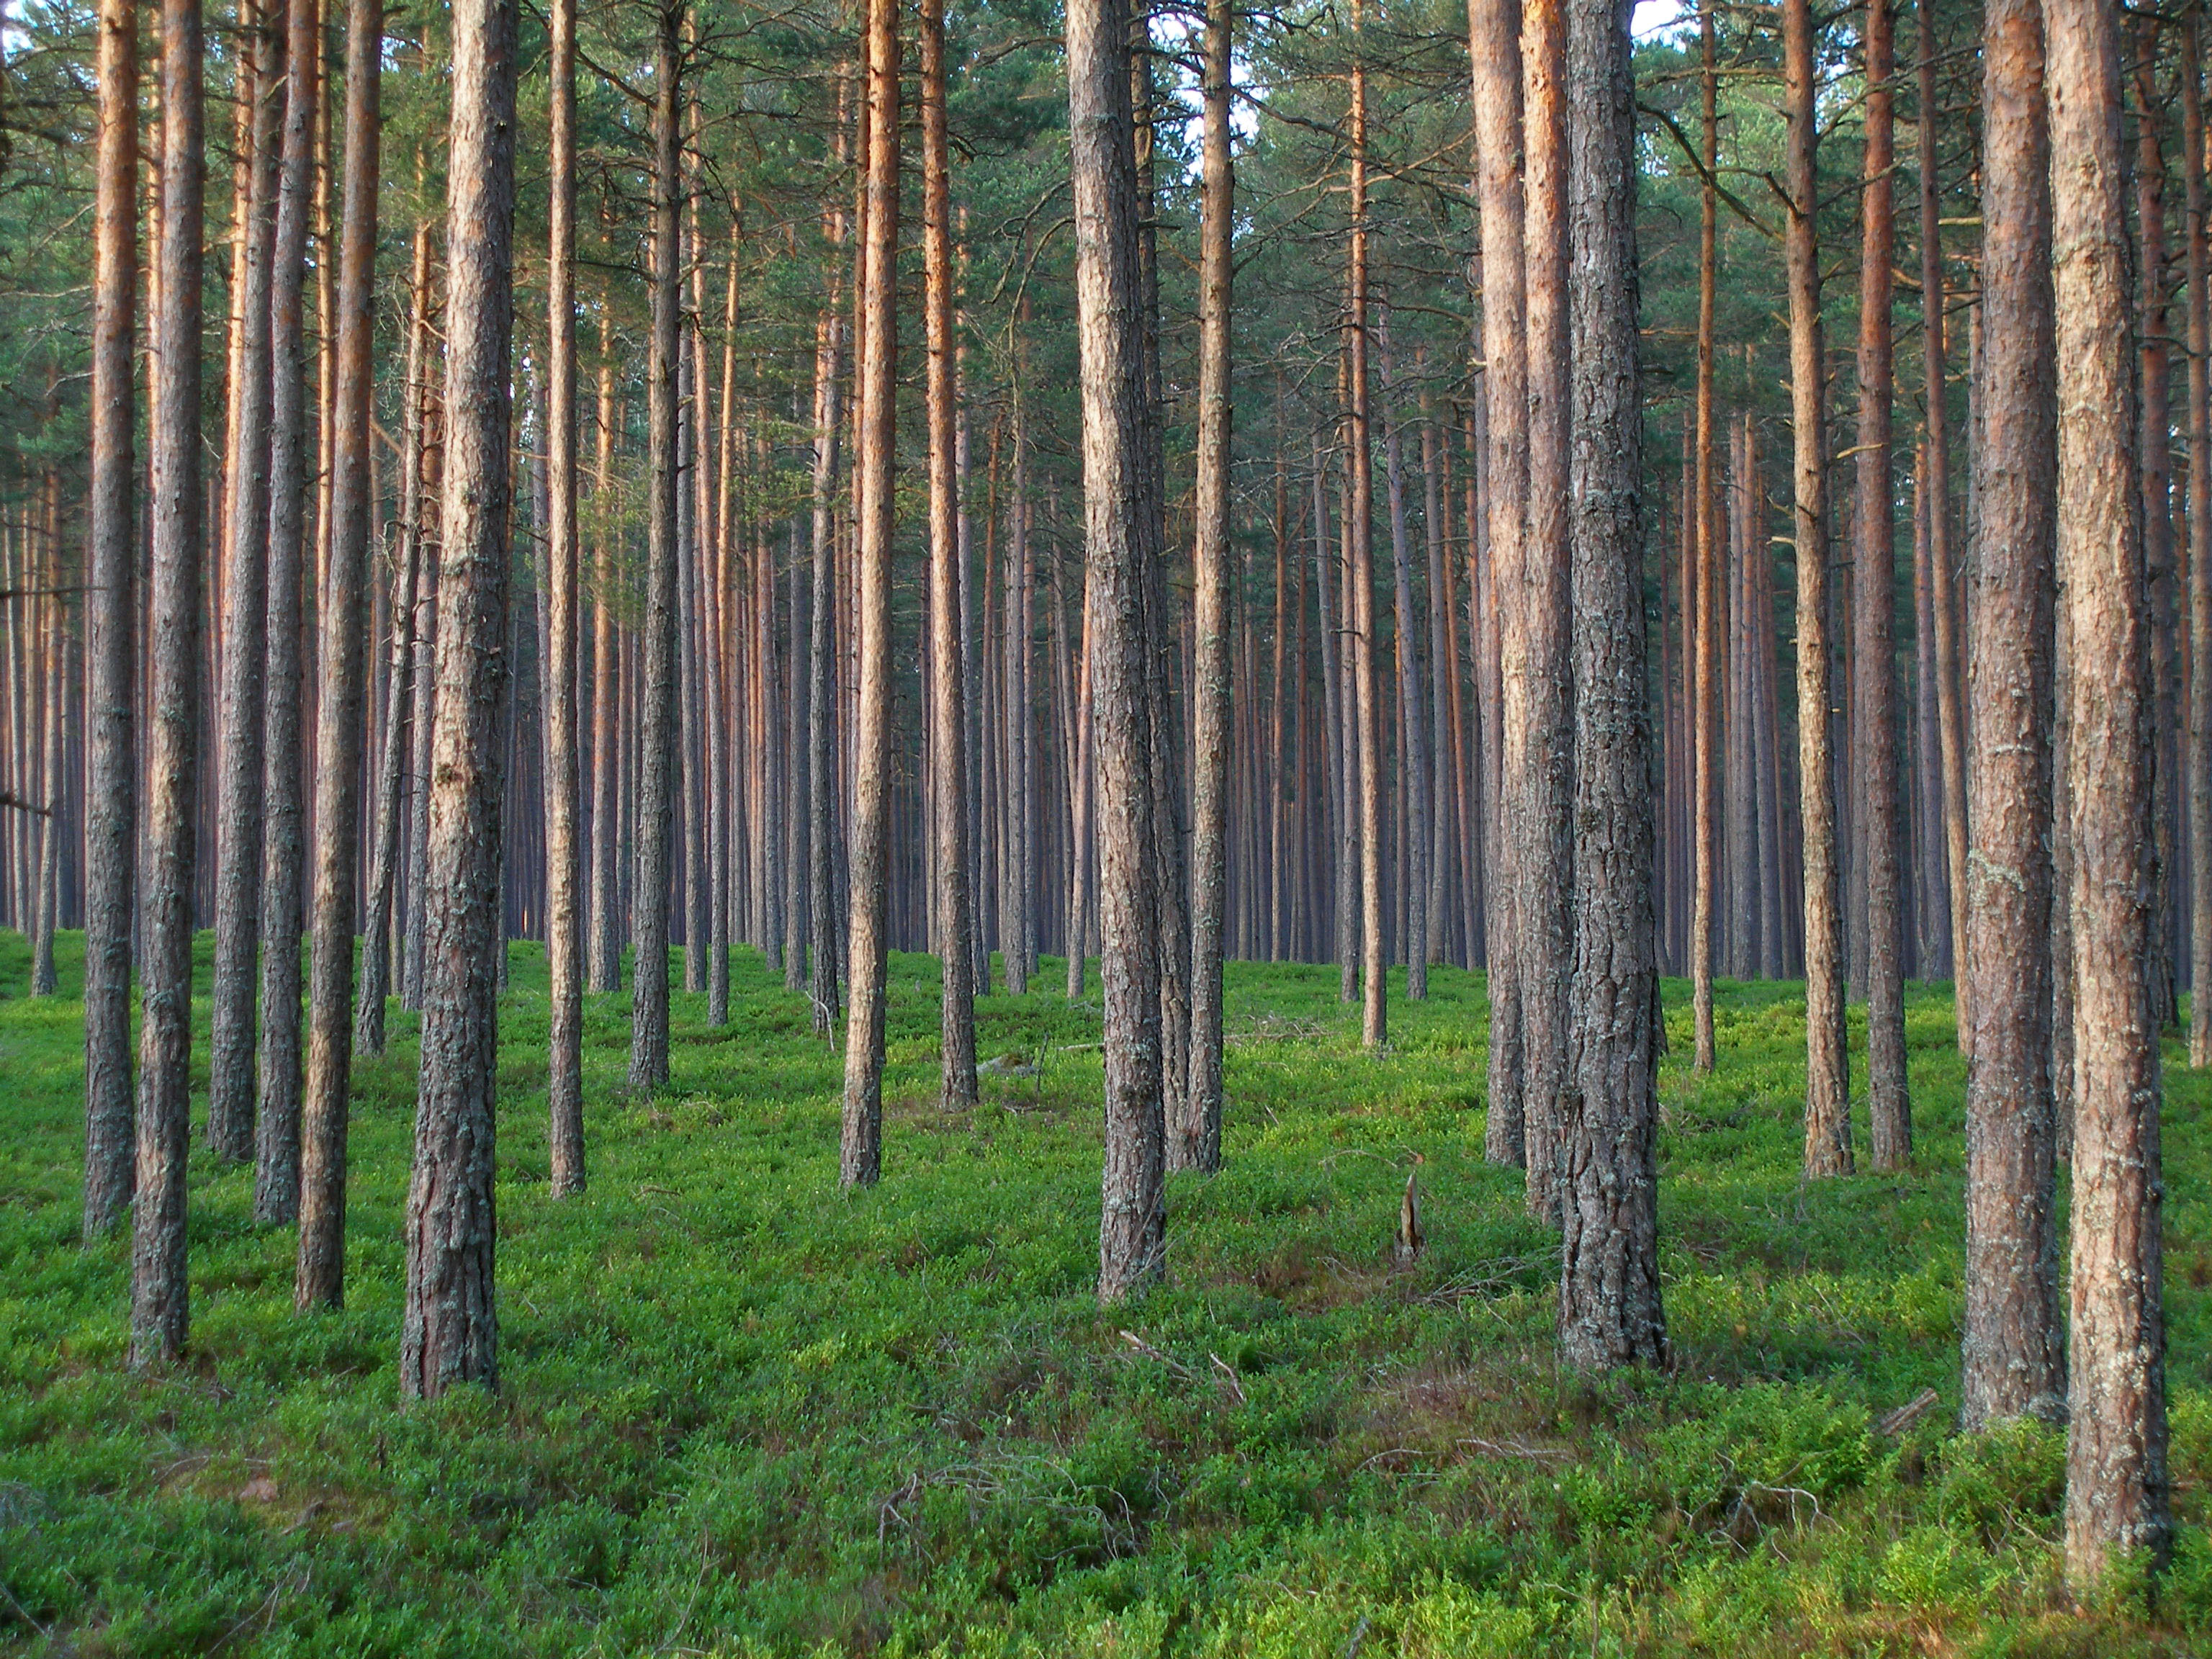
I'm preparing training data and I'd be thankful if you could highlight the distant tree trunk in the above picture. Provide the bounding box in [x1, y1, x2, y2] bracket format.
[1961, 0, 2062, 1431]
[210, 7, 284, 1163]
[1517, 0, 1573, 1222]
[1856, 0, 1910, 1170]
[544, 0, 584, 1190]
[921, 0, 976, 1110]
[400, 0, 518, 1397]
[1468, 0, 1527, 1166]
[1069, 0, 1164, 1300]
[2188, 17, 2212, 1071]
[1382, 321, 1430, 1000]
[356, 215, 430, 1059]
[1182, 0, 1232, 1172]
[2049, 0, 2172, 1580]
[1785, 0, 1850, 1176]
[83, 0, 138, 1240]
[253, 0, 318, 1221]
[1922, 0, 1968, 1019]
[809, 225, 846, 1036]
[841, 0, 898, 1184]
[628, 6, 682, 1094]
[1560, 0, 1665, 1371]
[134, 0, 207, 1368]
[293, 0, 379, 1300]
[1347, 6, 1386, 1053]
[1691, 0, 1719, 1070]
[589, 327, 621, 994]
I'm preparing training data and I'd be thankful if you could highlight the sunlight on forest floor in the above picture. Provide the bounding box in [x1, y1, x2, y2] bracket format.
[4, 932, 2212, 1654]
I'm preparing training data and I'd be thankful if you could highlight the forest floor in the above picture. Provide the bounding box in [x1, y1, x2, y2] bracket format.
[4, 935, 2212, 1656]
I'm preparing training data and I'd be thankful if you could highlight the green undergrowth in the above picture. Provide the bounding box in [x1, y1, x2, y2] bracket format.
[4, 930, 2212, 1655]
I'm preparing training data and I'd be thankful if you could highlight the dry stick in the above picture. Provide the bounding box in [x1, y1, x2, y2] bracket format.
[628, 6, 681, 1094]
[1921, 0, 1969, 1033]
[82, 0, 136, 1238]
[1960, 0, 2061, 1429]
[1857, 0, 1910, 1172]
[400, 0, 519, 1398]
[2049, 0, 2171, 1581]
[840, 0, 899, 1186]
[252, 0, 318, 1220]
[1182, 0, 1232, 1172]
[294, 0, 379, 1305]
[1786, 0, 1851, 1178]
[544, 0, 584, 1191]
[133, 0, 206, 1369]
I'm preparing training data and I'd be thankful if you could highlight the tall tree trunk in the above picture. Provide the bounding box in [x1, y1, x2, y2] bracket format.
[1856, 0, 1910, 1170]
[1785, 0, 1851, 1175]
[1347, 5, 1385, 1052]
[1069, 0, 1164, 1300]
[400, 0, 518, 1396]
[2136, 29, 2180, 1037]
[2189, 16, 2212, 1071]
[1517, 0, 1573, 1221]
[544, 0, 584, 1189]
[1382, 321, 1431, 999]
[356, 216, 430, 1058]
[921, 0, 976, 1110]
[2049, 0, 2172, 1579]
[1183, 0, 1232, 1172]
[1691, 0, 1719, 1069]
[253, 0, 318, 1221]
[589, 329, 621, 994]
[210, 8, 285, 1163]
[809, 200, 846, 1036]
[1922, 0, 1968, 1020]
[1560, 0, 1665, 1371]
[1469, 0, 1527, 1166]
[628, 6, 682, 1094]
[841, 0, 899, 1183]
[83, 0, 138, 1239]
[1961, 0, 2062, 1430]
[134, 0, 207, 1368]
[294, 0, 379, 1300]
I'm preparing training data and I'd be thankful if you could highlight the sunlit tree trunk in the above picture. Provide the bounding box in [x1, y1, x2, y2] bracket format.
[2049, 0, 2172, 1580]
[401, 0, 519, 1396]
[294, 0, 380, 1300]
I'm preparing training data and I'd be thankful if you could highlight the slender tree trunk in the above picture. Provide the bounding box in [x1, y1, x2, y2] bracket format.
[356, 217, 429, 1058]
[83, 0, 138, 1239]
[1469, 0, 1527, 1165]
[1856, 0, 1910, 1169]
[1961, 0, 2062, 1430]
[1518, 0, 1572, 1221]
[2189, 17, 2212, 1071]
[293, 0, 379, 1298]
[841, 0, 898, 1184]
[628, 6, 682, 1094]
[589, 331, 621, 994]
[1347, 6, 1385, 1052]
[2049, 0, 2172, 1578]
[2136, 30, 2180, 1038]
[1069, 0, 1164, 1300]
[544, 0, 584, 1189]
[1382, 321, 1430, 1000]
[253, 0, 318, 1220]
[809, 226, 846, 1035]
[400, 0, 518, 1396]
[920, 0, 976, 1110]
[1691, 0, 1719, 1069]
[1922, 0, 1968, 1024]
[1183, 0, 1232, 1172]
[1560, 0, 1665, 1371]
[1786, 0, 1851, 1175]
[133, 0, 207, 1368]
[210, 9, 285, 1163]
